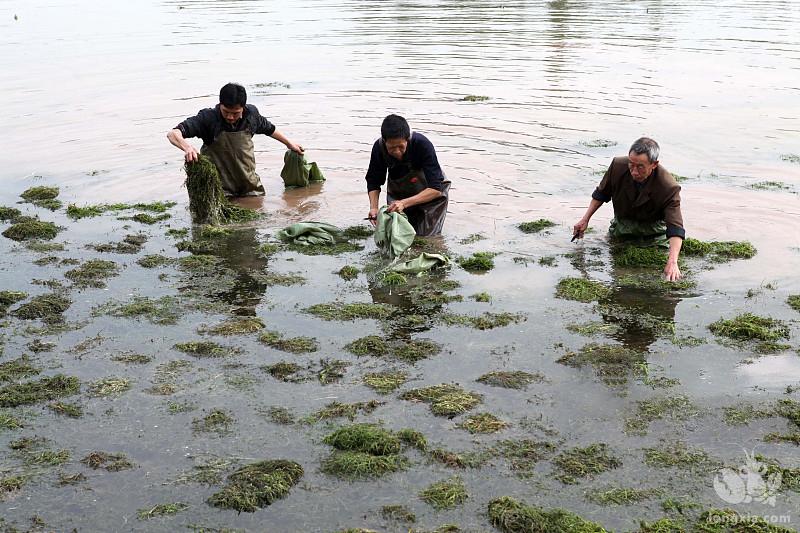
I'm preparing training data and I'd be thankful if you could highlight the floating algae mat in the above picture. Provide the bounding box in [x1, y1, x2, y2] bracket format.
[184, 155, 261, 225]
[208, 459, 303, 512]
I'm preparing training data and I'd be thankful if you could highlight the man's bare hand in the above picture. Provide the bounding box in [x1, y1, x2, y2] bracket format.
[184, 146, 199, 163]
[387, 200, 406, 213]
[664, 260, 682, 282]
[287, 142, 304, 154]
[572, 219, 588, 239]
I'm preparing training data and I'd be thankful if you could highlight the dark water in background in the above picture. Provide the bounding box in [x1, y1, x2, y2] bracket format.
[1, 1, 800, 531]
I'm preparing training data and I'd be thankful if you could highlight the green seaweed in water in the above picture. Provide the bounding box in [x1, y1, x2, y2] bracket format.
[20, 186, 59, 202]
[458, 252, 495, 272]
[681, 238, 756, 261]
[0, 374, 80, 407]
[488, 496, 609, 533]
[185, 155, 262, 225]
[461, 95, 490, 101]
[786, 295, 800, 312]
[338, 265, 359, 281]
[203, 317, 265, 336]
[613, 246, 668, 267]
[304, 302, 394, 321]
[12, 293, 70, 322]
[552, 443, 622, 484]
[708, 313, 789, 342]
[476, 370, 545, 390]
[518, 219, 556, 234]
[0, 206, 22, 221]
[174, 341, 238, 358]
[381, 505, 416, 523]
[81, 451, 135, 471]
[400, 384, 482, 417]
[137, 503, 190, 520]
[456, 412, 509, 434]
[555, 277, 611, 302]
[64, 259, 119, 288]
[192, 409, 234, 434]
[259, 331, 319, 353]
[419, 477, 468, 509]
[363, 371, 408, 394]
[2, 220, 61, 241]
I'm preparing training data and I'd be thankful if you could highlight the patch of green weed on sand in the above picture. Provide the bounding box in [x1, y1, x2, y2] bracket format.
[0, 374, 80, 407]
[259, 331, 319, 353]
[624, 395, 700, 435]
[305, 302, 394, 321]
[81, 451, 135, 471]
[476, 371, 545, 389]
[87, 377, 131, 398]
[64, 259, 119, 288]
[20, 186, 59, 202]
[458, 252, 495, 272]
[192, 409, 234, 434]
[488, 496, 609, 533]
[363, 371, 408, 394]
[553, 443, 622, 484]
[518, 219, 556, 234]
[400, 384, 482, 417]
[338, 265, 359, 281]
[456, 413, 508, 434]
[555, 278, 611, 302]
[419, 477, 468, 510]
[3, 221, 61, 241]
[557, 343, 645, 386]
[709, 313, 789, 342]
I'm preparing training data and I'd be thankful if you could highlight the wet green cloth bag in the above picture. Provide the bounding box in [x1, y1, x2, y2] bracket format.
[387, 252, 451, 275]
[276, 222, 342, 245]
[280, 150, 326, 188]
[374, 206, 416, 259]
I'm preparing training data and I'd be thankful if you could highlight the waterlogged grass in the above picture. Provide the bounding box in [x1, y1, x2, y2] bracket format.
[259, 406, 295, 425]
[174, 341, 238, 358]
[192, 409, 234, 434]
[87, 377, 131, 397]
[259, 331, 319, 353]
[20, 186, 59, 202]
[0, 412, 24, 430]
[786, 294, 800, 312]
[643, 441, 717, 470]
[400, 384, 482, 417]
[382, 271, 408, 286]
[207, 460, 303, 512]
[137, 502, 189, 520]
[304, 302, 394, 321]
[0, 374, 80, 407]
[67, 201, 176, 219]
[0, 356, 40, 382]
[557, 343, 645, 386]
[0, 291, 27, 308]
[612, 246, 667, 267]
[287, 241, 364, 256]
[64, 259, 119, 288]
[428, 447, 492, 469]
[681, 238, 756, 261]
[321, 450, 409, 480]
[566, 321, 621, 337]
[586, 487, 660, 506]
[493, 439, 556, 475]
[470, 292, 492, 303]
[553, 443, 622, 484]
[2, 220, 61, 241]
[262, 361, 304, 381]
[324, 424, 401, 455]
[458, 252, 495, 272]
[518, 219, 556, 234]
[128, 213, 171, 225]
[456, 412, 509, 434]
[488, 496, 609, 533]
[96, 296, 180, 325]
[202, 317, 265, 336]
[342, 225, 374, 239]
[338, 265, 359, 281]
[318, 359, 349, 384]
[363, 370, 408, 394]
[439, 311, 525, 330]
[749, 180, 791, 191]
[303, 400, 383, 423]
[81, 451, 135, 471]
[48, 401, 83, 418]
[624, 395, 700, 435]
[709, 313, 789, 342]
[321, 424, 409, 479]
[397, 429, 427, 451]
[419, 477, 468, 509]
[381, 505, 416, 523]
[137, 254, 174, 268]
[555, 277, 611, 302]
[476, 370, 545, 389]
[0, 206, 22, 221]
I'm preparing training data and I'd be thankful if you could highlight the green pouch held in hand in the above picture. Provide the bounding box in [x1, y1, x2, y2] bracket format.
[280, 150, 326, 188]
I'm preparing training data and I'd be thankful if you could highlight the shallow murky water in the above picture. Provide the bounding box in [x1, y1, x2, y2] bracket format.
[1, 1, 800, 532]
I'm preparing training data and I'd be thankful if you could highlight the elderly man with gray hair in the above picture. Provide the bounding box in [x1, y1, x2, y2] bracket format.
[573, 137, 685, 281]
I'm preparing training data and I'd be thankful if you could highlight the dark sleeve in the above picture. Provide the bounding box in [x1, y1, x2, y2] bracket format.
[248, 105, 276, 136]
[365, 141, 387, 192]
[175, 108, 216, 140]
[416, 135, 444, 191]
[664, 186, 685, 239]
[591, 160, 614, 202]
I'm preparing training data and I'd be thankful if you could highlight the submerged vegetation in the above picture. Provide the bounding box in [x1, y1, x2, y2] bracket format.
[708, 313, 789, 342]
[552, 443, 622, 484]
[184, 155, 261, 225]
[0, 375, 79, 407]
[400, 384, 482, 417]
[419, 477, 468, 509]
[2, 220, 61, 241]
[321, 424, 409, 479]
[518, 219, 556, 234]
[476, 371, 545, 389]
[555, 277, 611, 302]
[681, 238, 756, 261]
[458, 252, 495, 272]
[208, 460, 303, 512]
[488, 496, 608, 533]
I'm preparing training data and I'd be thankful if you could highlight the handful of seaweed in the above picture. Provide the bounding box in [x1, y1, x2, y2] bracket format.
[184, 155, 260, 225]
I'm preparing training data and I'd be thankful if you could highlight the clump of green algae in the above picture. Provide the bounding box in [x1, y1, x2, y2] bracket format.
[518, 219, 556, 233]
[0, 374, 80, 407]
[338, 265, 359, 281]
[419, 477, 468, 509]
[137, 503, 189, 520]
[552, 443, 622, 484]
[259, 331, 319, 353]
[556, 343, 645, 386]
[456, 413, 508, 434]
[64, 259, 119, 288]
[207, 460, 303, 512]
[203, 317, 264, 336]
[681, 237, 756, 261]
[400, 384, 482, 417]
[488, 496, 608, 533]
[363, 370, 407, 394]
[81, 451, 135, 471]
[321, 424, 409, 479]
[174, 341, 237, 358]
[458, 252, 495, 272]
[2, 220, 61, 241]
[708, 313, 789, 342]
[304, 302, 394, 321]
[184, 155, 261, 225]
[192, 409, 234, 434]
[555, 278, 611, 302]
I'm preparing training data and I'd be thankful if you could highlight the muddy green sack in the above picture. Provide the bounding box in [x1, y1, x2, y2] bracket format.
[280, 150, 326, 188]
[387, 252, 450, 275]
[374, 206, 416, 260]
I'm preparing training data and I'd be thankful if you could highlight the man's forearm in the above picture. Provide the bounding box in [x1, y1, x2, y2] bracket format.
[167, 129, 191, 152]
[368, 190, 381, 210]
[581, 198, 604, 223]
[667, 236, 683, 263]
[401, 188, 442, 208]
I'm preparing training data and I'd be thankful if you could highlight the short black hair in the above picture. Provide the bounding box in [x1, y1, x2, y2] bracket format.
[219, 83, 247, 107]
[381, 114, 411, 141]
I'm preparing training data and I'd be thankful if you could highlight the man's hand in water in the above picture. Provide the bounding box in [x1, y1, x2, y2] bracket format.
[664, 259, 682, 282]
[572, 219, 588, 240]
[367, 208, 378, 227]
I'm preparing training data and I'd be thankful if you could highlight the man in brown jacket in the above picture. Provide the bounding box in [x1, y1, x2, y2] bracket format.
[573, 137, 685, 281]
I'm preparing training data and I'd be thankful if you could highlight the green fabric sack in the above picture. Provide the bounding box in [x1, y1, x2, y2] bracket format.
[276, 222, 342, 246]
[374, 206, 416, 259]
[609, 217, 668, 248]
[280, 150, 326, 188]
[387, 252, 451, 275]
